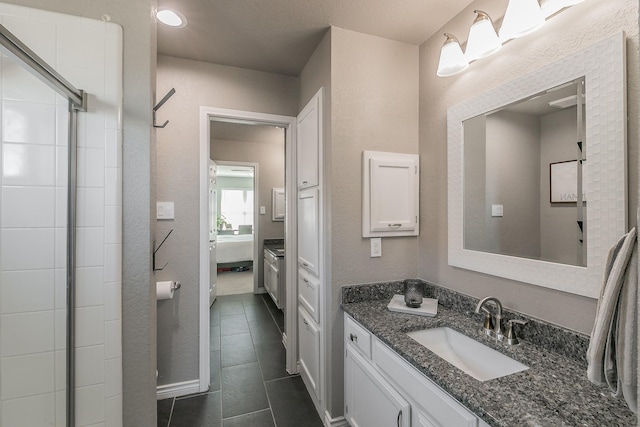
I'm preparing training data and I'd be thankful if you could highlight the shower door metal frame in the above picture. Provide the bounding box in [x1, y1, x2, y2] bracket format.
[0, 23, 87, 427]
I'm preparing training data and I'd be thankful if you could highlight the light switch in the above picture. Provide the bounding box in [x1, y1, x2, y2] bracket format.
[260, 206, 266, 215]
[370, 238, 382, 257]
[491, 204, 503, 217]
[157, 202, 174, 219]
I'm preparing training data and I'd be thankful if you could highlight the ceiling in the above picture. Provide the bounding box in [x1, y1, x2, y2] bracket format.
[157, 0, 475, 76]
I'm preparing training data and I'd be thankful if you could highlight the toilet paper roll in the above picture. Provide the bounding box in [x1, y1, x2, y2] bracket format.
[156, 281, 175, 300]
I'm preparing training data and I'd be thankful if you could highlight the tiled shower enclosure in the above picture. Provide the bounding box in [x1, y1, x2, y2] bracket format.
[0, 3, 123, 426]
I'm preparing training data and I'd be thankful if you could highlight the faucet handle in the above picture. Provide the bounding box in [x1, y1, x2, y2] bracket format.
[505, 319, 527, 345]
[481, 312, 494, 337]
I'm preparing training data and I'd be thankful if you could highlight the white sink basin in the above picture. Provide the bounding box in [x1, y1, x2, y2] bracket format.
[407, 327, 529, 381]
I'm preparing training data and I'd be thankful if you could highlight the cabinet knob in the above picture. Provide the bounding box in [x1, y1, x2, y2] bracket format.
[397, 410, 402, 427]
[349, 333, 358, 342]
[388, 223, 402, 228]
[303, 318, 309, 326]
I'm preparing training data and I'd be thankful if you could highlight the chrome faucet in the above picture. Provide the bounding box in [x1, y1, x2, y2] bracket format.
[475, 296, 504, 340]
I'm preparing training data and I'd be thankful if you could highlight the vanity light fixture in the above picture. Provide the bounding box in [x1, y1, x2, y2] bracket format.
[156, 9, 187, 28]
[499, 0, 545, 41]
[465, 10, 501, 62]
[540, 0, 586, 16]
[436, 33, 469, 77]
[436, 0, 587, 77]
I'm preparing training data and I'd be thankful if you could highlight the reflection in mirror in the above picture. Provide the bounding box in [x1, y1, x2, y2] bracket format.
[463, 79, 586, 266]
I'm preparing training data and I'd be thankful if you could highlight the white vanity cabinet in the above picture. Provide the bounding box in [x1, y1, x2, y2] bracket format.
[345, 345, 410, 427]
[344, 314, 489, 427]
[264, 249, 284, 309]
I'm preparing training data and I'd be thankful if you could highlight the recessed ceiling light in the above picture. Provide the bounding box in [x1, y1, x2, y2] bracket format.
[157, 9, 187, 28]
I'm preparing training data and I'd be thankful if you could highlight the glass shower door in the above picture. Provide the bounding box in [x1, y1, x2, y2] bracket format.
[0, 43, 69, 426]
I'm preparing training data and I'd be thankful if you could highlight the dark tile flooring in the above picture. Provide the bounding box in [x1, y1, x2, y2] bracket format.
[157, 293, 324, 427]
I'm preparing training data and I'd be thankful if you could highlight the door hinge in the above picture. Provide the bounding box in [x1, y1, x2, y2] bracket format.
[346, 405, 348, 414]
[415, 165, 417, 174]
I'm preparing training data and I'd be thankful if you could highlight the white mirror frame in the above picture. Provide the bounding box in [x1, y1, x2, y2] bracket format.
[448, 32, 627, 298]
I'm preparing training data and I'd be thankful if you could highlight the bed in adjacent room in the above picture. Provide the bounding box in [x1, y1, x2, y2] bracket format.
[217, 233, 254, 269]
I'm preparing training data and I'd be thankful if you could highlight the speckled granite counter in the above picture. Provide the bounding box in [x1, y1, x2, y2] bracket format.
[341, 281, 636, 427]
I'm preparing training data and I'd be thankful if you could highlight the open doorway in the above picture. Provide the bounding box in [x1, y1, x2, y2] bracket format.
[214, 162, 258, 296]
[210, 121, 286, 299]
[199, 107, 298, 394]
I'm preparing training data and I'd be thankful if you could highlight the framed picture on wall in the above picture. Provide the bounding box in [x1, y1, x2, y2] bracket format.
[550, 160, 585, 203]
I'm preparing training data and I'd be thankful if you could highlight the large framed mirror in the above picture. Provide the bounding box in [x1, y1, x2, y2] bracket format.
[447, 32, 626, 298]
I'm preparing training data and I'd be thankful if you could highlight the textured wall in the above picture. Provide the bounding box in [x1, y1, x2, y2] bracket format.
[418, 0, 639, 334]
[329, 27, 420, 418]
[155, 55, 298, 387]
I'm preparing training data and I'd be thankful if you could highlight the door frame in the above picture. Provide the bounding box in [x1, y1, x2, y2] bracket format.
[199, 106, 298, 392]
[213, 160, 260, 294]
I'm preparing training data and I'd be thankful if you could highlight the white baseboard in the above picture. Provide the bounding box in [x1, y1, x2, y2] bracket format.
[324, 411, 348, 427]
[156, 379, 201, 400]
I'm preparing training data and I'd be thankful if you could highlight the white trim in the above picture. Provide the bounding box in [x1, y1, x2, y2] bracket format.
[447, 32, 626, 298]
[156, 379, 201, 400]
[199, 106, 296, 395]
[213, 160, 260, 293]
[324, 411, 349, 427]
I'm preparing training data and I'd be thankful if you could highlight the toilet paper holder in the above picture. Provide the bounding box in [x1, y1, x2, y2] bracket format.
[172, 281, 182, 291]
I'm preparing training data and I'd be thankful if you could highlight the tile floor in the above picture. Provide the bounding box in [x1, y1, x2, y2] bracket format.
[157, 293, 324, 427]
[217, 269, 254, 296]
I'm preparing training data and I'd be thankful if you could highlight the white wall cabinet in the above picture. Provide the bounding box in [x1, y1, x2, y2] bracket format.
[299, 307, 321, 400]
[362, 151, 419, 237]
[344, 314, 489, 427]
[297, 187, 320, 276]
[297, 92, 321, 189]
[345, 346, 410, 427]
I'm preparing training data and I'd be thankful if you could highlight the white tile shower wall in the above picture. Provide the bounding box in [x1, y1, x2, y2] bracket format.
[0, 3, 123, 427]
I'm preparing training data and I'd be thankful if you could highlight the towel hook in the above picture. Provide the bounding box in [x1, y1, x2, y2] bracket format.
[153, 88, 176, 128]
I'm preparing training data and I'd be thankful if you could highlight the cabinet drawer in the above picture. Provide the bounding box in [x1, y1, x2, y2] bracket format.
[298, 269, 319, 322]
[373, 340, 477, 427]
[345, 316, 372, 359]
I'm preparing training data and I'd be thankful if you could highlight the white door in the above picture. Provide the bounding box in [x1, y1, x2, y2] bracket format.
[345, 346, 410, 427]
[209, 160, 218, 306]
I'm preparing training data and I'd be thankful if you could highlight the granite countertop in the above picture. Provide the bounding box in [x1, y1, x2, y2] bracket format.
[263, 238, 285, 257]
[342, 283, 636, 427]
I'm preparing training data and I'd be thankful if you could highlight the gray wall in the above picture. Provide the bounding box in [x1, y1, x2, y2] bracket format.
[211, 130, 286, 288]
[418, 0, 639, 334]
[0, 1, 158, 425]
[485, 110, 541, 259]
[540, 107, 583, 265]
[155, 55, 298, 386]
[299, 26, 420, 419]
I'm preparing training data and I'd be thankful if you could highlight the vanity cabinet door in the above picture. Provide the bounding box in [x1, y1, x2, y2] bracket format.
[345, 346, 410, 427]
[263, 252, 272, 292]
[297, 188, 319, 276]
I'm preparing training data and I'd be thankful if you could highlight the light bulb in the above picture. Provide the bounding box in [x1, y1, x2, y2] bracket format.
[499, 0, 545, 41]
[465, 11, 502, 62]
[437, 34, 469, 77]
[157, 9, 187, 28]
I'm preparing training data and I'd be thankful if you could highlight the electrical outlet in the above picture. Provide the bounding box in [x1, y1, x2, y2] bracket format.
[491, 204, 503, 217]
[370, 238, 382, 257]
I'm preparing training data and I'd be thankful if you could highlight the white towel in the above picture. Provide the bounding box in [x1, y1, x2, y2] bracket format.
[587, 226, 637, 413]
